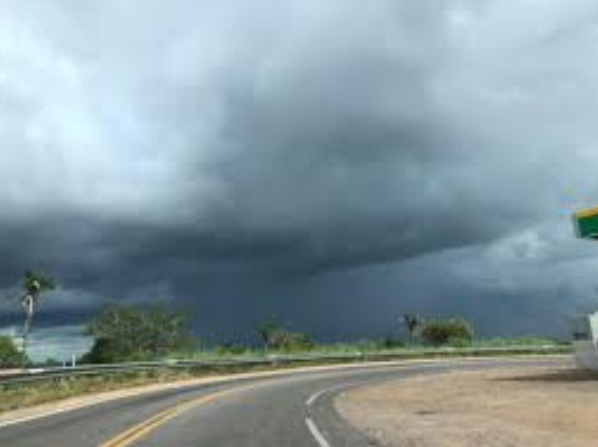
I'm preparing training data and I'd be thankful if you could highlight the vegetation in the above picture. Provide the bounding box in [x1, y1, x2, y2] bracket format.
[269, 331, 315, 352]
[83, 304, 193, 363]
[470, 336, 566, 347]
[255, 319, 282, 352]
[0, 340, 571, 414]
[0, 369, 199, 413]
[0, 336, 27, 367]
[420, 318, 475, 346]
[0, 269, 573, 415]
[402, 314, 423, 343]
[254, 319, 315, 352]
[215, 341, 252, 356]
[75, 308, 567, 364]
[7, 271, 56, 360]
[0, 305, 570, 414]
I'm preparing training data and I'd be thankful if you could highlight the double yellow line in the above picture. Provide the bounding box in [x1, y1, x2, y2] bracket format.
[98, 385, 251, 447]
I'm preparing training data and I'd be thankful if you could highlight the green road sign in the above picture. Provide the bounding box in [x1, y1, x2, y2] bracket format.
[574, 206, 598, 239]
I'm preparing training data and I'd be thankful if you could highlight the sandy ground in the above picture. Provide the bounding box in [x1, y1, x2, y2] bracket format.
[336, 365, 598, 447]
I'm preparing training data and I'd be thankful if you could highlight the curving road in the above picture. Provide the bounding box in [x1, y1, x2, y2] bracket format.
[0, 357, 570, 447]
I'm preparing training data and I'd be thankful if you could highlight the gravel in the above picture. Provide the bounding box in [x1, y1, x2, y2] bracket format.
[336, 365, 598, 447]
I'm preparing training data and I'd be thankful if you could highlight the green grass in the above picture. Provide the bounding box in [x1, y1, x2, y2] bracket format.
[170, 337, 568, 360]
[0, 370, 196, 413]
[470, 336, 566, 348]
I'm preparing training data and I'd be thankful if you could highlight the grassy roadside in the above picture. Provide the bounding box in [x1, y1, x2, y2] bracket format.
[0, 344, 572, 415]
[0, 370, 194, 413]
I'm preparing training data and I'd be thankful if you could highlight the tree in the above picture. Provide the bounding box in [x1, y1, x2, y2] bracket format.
[254, 319, 315, 352]
[269, 331, 315, 352]
[420, 318, 474, 346]
[255, 319, 282, 352]
[402, 314, 422, 343]
[20, 271, 55, 358]
[84, 303, 193, 363]
[0, 335, 27, 367]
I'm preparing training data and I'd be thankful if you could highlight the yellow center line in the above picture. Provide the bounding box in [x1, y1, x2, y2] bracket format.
[97, 385, 253, 447]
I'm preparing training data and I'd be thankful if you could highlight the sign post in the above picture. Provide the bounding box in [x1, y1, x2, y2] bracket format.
[572, 206, 598, 370]
[573, 206, 598, 239]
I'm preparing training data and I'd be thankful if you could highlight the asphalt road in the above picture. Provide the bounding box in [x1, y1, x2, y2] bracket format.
[0, 357, 570, 447]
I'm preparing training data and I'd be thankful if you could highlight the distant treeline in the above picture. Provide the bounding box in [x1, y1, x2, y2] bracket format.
[1, 304, 566, 367]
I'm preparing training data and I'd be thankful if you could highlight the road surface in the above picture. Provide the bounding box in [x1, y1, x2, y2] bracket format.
[0, 357, 569, 447]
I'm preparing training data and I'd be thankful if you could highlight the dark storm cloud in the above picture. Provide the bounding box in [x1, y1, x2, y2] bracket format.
[2, 0, 598, 341]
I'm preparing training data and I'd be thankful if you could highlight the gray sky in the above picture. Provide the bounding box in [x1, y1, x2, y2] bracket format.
[2, 0, 598, 356]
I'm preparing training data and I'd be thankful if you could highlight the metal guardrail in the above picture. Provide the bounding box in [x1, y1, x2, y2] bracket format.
[0, 358, 273, 387]
[0, 345, 571, 387]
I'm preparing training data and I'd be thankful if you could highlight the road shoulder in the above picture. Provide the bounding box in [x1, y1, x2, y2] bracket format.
[336, 363, 597, 447]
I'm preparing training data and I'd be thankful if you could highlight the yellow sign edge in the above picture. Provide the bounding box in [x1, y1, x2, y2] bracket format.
[574, 206, 598, 219]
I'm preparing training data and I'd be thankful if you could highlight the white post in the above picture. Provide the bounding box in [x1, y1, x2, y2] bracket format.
[573, 312, 598, 370]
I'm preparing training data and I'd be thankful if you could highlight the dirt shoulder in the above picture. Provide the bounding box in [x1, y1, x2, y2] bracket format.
[336, 364, 598, 447]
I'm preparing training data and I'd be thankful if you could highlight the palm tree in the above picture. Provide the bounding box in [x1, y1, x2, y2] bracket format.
[402, 314, 422, 344]
[20, 271, 55, 357]
[255, 319, 281, 353]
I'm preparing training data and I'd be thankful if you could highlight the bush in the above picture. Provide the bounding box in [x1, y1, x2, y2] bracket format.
[381, 336, 405, 349]
[420, 318, 474, 346]
[215, 342, 250, 356]
[0, 335, 27, 367]
[83, 304, 194, 363]
[82, 337, 136, 364]
[474, 336, 562, 347]
[270, 331, 315, 352]
[447, 337, 472, 348]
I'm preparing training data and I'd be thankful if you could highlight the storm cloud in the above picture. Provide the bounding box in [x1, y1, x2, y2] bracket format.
[2, 0, 598, 351]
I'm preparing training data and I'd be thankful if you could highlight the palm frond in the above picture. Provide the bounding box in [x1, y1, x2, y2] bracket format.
[24, 271, 56, 293]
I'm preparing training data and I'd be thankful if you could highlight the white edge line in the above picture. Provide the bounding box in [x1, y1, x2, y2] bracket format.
[305, 388, 329, 407]
[0, 400, 108, 429]
[306, 417, 333, 447]
[305, 381, 363, 407]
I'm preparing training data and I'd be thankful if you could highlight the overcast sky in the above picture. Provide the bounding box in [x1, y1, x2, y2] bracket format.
[2, 0, 598, 358]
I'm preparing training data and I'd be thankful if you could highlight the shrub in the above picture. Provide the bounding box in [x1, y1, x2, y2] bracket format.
[270, 331, 315, 352]
[447, 337, 472, 348]
[216, 342, 250, 356]
[82, 337, 135, 364]
[381, 336, 405, 349]
[0, 335, 27, 367]
[420, 318, 474, 346]
[83, 304, 193, 363]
